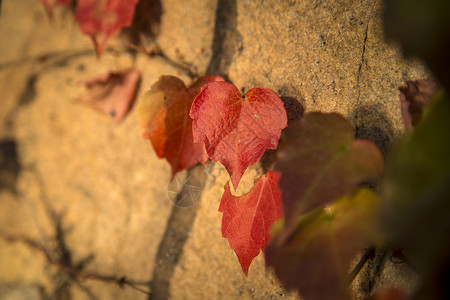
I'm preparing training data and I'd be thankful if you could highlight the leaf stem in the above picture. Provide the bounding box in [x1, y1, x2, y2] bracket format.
[348, 246, 376, 284]
[0, 231, 152, 296]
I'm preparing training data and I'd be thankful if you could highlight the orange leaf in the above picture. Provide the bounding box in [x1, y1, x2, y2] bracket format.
[138, 75, 224, 176]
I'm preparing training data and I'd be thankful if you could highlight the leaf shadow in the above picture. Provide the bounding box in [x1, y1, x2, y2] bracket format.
[122, 0, 163, 46]
[0, 139, 21, 194]
[149, 166, 208, 300]
[352, 103, 395, 158]
[260, 95, 304, 173]
[206, 0, 242, 79]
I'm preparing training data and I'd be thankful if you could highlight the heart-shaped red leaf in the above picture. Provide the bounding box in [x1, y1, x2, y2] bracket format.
[219, 170, 283, 275]
[75, 0, 139, 56]
[190, 82, 287, 188]
[138, 75, 224, 176]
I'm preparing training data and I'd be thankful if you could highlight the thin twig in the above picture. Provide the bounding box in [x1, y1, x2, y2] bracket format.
[348, 246, 376, 284]
[0, 231, 152, 296]
[0, 43, 199, 81]
[0, 47, 134, 71]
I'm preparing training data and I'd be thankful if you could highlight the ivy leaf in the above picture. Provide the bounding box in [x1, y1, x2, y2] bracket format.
[75, 0, 139, 56]
[276, 112, 384, 231]
[78, 68, 141, 122]
[190, 82, 287, 188]
[266, 188, 379, 300]
[399, 79, 438, 129]
[219, 170, 283, 275]
[138, 75, 224, 176]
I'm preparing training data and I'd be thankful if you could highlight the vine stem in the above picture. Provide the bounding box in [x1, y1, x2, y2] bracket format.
[0, 231, 152, 296]
[348, 246, 376, 284]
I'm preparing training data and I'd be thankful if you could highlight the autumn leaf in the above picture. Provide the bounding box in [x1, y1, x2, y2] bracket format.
[190, 81, 287, 188]
[219, 170, 283, 275]
[399, 79, 439, 129]
[75, 0, 139, 56]
[78, 68, 141, 122]
[266, 188, 379, 300]
[138, 75, 224, 176]
[276, 112, 384, 232]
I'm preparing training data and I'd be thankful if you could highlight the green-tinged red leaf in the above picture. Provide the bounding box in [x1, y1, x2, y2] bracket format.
[190, 82, 287, 188]
[138, 75, 223, 176]
[266, 188, 379, 300]
[219, 170, 283, 275]
[75, 0, 139, 56]
[78, 68, 140, 122]
[276, 112, 384, 230]
[400, 79, 439, 129]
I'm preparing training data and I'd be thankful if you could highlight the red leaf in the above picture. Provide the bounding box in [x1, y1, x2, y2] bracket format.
[190, 82, 287, 188]
[137, 75, 224, 176]
[75, 0, 139, 56]
[219, 170, 283, 275]
[78, 68, 141, 122]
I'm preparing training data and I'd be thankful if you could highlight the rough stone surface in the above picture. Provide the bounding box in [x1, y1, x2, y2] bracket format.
[0, 0, 430, 299]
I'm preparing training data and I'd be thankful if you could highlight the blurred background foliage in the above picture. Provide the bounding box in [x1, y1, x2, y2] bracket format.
[382, 1, 450, 299]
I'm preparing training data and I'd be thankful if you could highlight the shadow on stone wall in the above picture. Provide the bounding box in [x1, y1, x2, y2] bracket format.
[149, 2, 241, 299]
[353, 103, 395, 157]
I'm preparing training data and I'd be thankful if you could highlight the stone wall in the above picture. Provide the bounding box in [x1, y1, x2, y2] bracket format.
[0, 0, 428, 299]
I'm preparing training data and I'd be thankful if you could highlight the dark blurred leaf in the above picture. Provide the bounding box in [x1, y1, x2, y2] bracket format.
[275, 112, 384, 231]
[381, 91, 450, 299]
[266, 188, 379, 300]
[384, 0, 450, 90]
[400, 79, 439, 129]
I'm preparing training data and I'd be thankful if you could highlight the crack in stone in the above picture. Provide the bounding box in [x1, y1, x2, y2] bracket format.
[356, 23, 369, 89]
